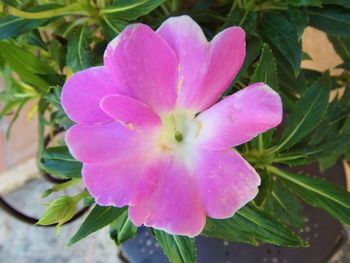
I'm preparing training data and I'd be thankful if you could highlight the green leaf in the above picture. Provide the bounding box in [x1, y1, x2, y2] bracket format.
[0, 41, 55, 92]
[49, 38, 66, 71]
[308, 7, 350, 37]
[260, 13, 302, 76]
[322, 0, 350, 8]
[233, 35, 261, 84]
[27, 30, 47, 50]
[101, 0, 165, 20]
[154, 230, 196, 263]
[0, 4, 60, 40]
[318, 147, 344, 171]
[254, 169, 274, 207]
[0, 41, 55, 74]
[202, 204, 307, 247]
[109, 210, 137, 246]
[288, 8, 309, 40]
[269, 166, 350, 225]
[69, 205, 126, 246]
[276, 135, 350, 166]
[222, 10, 257, 33]
[276, 72, 331, 151]
[101, 15, 128, 40]
[264, 183, 304, 228]
[288, 0, 322, 6]
[44, 86, 63, 111]
[0, 16, 47, 40]
[66, 26, 92, 72]
[336, 62, 350, 70]
[328, 35, 350, 62]
[40, 146, 82, 179]
[251, 43, 279, 91]
[274, 50, 306, 98]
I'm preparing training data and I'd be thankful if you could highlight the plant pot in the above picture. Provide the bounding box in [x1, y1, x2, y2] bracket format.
[119, 162, 348, 263]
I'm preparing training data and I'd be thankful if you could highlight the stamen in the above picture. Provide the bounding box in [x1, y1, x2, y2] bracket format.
[175, 131, 183, 142]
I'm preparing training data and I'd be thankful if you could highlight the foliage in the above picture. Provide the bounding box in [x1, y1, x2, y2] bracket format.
[0, 0, 350, 262]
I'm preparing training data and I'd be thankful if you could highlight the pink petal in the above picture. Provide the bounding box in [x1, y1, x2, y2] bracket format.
[157, 16, 245, 112]
[82, 154, 168, 207]
[61, 66, 117, 124]
[194, 148, 260, 218]
[197, 83, 283, 150]
[128, 159, 206, 237]
[100, 95, 162, 129]
[104, 24, 178, 114]
[157, 16, 209, 110]
[65, 122, 156, 163]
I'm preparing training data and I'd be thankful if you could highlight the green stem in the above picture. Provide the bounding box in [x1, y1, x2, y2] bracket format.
[0, 3, 88, 19]
[160, 3, 170, 16]
[254, 2, 288, 12]
[36, 99, 47, 169]
[42, 179, 82, 198]
[272, 155, 306, 163]
[63, 17, 89, 37]
[102, 14, 120, 34]
[258, 134, 264, 154]
[73, 190, 89, 203]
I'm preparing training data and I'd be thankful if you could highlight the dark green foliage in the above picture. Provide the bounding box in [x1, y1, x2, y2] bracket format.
[277, 73, 331, 151]
[109, 210, 138, 245]
[270, 167, 350, 225]
[308, 7, 350, 37]
[0, 1, 350, 260]
[40, 146, 82, 179]
[66, 26, 93, 72]
[154, 230, 196, 263]
[260, 13, 302, 76]
[203, 204, 307, 247]
[69, 206, 126, 246]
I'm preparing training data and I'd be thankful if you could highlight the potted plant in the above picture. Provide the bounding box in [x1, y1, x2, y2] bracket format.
[0, 1, 349, 263]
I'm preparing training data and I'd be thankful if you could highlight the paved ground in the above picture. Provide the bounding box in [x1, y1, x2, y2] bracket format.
[0, 178, 121, 263]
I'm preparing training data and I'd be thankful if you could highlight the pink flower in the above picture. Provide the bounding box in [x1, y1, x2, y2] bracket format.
[61, 16, 282, 237]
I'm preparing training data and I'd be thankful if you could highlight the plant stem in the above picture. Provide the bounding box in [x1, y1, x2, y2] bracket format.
[160, 3, 170, 16]
[258, 134, 264, 154]
[0, 3, 88, 19]
[272, 155, 306, 163]
[73, 190, 89, 203]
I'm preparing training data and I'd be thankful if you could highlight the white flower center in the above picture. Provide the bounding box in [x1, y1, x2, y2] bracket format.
[158, 110, 202, 155]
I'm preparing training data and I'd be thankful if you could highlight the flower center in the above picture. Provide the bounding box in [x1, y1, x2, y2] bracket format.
[158, 110, 201, 153]
[174, 131, 183, 142]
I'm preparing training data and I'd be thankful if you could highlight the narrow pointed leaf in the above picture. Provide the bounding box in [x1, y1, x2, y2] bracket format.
[260, 14, 302, 75]
[69, 205, 126, 246]
[0, 41, 55, 74]
[110, 210, 137, 245]
[269, 166, 350, 225]
[202, 204, 307, 247]
[154, 230, 196, 263]
[66, 26, 92, 72]
[309, 7, 350, 37]
[276, 134, 350, 166]
[41, 146, 82, 179]
[264, 183, 304, 228]
[0, 16, 46, 39]
[328, 35, 350, 62]
[277, 72, 331, 151]
[322, 0, 350, 8]
[101, 0, 165, 20]
[251, 43, 279, 91]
